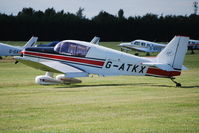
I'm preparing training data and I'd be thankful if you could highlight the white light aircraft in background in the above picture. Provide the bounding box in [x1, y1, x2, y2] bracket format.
[119, 39, 165, 54]
[119, 39, 199, 54]
[188, 39, 199, 53]
[0, 36, 38, 56]
[15, 36, 189, 87]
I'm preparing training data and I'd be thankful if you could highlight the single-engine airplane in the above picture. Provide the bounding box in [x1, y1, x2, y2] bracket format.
[0, 36, 38, 56]
[15, 36, 189, 87]
[119, 39, 199, 55]
[119, 39, 165, 53]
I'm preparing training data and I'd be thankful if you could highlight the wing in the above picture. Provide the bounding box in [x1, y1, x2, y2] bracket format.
[15, 57, 89, 77]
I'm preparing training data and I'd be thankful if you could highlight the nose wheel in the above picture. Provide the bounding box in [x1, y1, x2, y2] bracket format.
[170, 78, 181, 87]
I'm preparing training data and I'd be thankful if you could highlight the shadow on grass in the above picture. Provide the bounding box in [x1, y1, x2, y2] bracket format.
[181, 86, 199, 88]
[56, 83, 199, 89]
[56, 83, 153, 88]
[148, 84, 199, 88]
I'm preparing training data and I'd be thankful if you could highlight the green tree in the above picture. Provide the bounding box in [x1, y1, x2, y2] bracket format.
[44, 8, 56, 16]
[18, 8, 35, 16]
[76, 7, 85, 19]
[118, 9, 124, 19]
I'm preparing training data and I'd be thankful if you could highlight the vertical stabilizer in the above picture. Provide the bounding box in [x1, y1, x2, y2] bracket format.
[90, 36, 100, 45]
[156, 36, 189, 70]
[24, 36, 38, 48]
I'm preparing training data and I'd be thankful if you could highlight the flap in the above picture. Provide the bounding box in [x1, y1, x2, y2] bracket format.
[41, 61, 89, 77]
[40, 61, 83, 73]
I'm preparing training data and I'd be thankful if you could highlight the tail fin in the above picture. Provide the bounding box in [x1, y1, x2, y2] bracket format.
[156, 36, 189, 70]
[90, 36, 100, 45]
[23, 36, 38, 48]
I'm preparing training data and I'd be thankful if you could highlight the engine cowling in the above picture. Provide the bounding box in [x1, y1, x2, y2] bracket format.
[35, 73, 82, 85]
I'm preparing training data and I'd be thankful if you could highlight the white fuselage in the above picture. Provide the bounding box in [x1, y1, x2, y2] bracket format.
[21, 40, 181, 78]
[0, 43, 22, 56]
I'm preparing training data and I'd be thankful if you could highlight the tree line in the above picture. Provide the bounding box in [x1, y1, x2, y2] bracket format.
[0, 7, 198, 42]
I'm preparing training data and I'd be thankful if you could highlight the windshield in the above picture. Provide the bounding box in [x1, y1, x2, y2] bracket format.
[54, 42, 90, 57]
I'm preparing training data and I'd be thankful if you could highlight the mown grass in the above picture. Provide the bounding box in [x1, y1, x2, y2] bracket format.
[0, 42, 199, 133]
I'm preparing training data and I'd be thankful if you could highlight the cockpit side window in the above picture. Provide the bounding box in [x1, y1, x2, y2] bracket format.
[76, 45, 88, 56]
[67, 43, 77, 55]
[55, 42, 90, 57]
[141, 42, 145, 47]
[147, 44, 150, 47]
[134, 41, 140, 45]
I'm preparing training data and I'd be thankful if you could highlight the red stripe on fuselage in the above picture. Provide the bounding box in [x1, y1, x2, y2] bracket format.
[23, 51, 105, 66]
[147, 67, 181, 77]
[189, 43, 199, 46]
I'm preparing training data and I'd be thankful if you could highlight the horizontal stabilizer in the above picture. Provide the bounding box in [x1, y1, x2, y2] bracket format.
[142, 62, 176, 71]
[142, 62, 188, 71]
[182, 65, 188, 70]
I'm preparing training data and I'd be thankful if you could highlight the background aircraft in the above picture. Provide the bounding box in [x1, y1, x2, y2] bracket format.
[119, 39, 165, 54]
[35, 36, 100, 47]
[15, 36, 189, 87]
[119, 39, 199, 55]
[188, 40, 199, 53]
[90, 36, 100, 45]
[36, 41, 60, 47]
[0, 36, 38, 56]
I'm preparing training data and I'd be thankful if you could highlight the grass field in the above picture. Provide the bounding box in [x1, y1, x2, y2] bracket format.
[0, 41, 199, 133]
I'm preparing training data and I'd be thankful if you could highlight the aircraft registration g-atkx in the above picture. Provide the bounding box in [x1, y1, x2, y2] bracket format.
[15, 36, 189, 87]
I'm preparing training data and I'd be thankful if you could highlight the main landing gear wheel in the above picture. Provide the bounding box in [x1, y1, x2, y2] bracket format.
[170, 78, 181, 87]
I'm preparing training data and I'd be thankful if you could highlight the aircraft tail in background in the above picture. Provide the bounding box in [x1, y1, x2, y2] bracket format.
[0, 36, 38, 56]
[23, 36, 38, 48]
[90, 36, 100, 45]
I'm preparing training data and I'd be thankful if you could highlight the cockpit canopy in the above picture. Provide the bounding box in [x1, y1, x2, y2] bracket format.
[54, 41, 90, 57]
